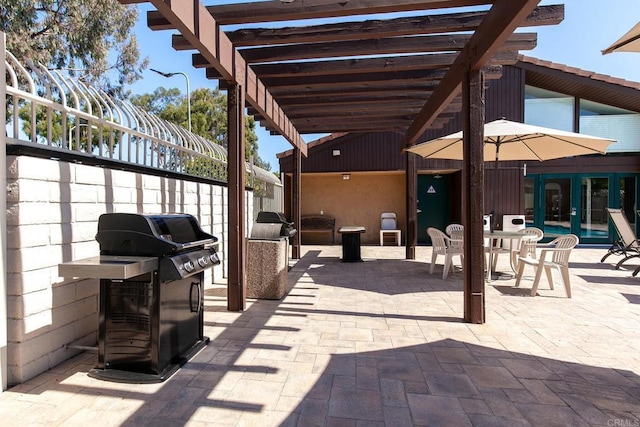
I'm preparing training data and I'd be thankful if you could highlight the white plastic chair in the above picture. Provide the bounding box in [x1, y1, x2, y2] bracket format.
[380, 212, 401, 246]
[445, 223, 464, 252]
[427, 227, 463, 279]
[512, 227, 544, 270]
[483, 215, 509, 272]
[515, 234, 579, 297]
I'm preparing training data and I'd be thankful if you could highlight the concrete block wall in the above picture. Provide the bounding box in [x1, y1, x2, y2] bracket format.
[5, 155, 248, 385]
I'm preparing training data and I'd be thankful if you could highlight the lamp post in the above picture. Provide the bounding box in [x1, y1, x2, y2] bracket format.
[150, 68, 191, 132]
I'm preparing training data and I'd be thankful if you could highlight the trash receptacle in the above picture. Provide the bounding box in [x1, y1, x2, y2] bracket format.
[247, 236, 288, 299]
[246, 215, 297, 299]
[502, 214, 526, 251]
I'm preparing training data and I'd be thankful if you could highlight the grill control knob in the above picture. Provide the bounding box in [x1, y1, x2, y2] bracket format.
[198, 257, 208, 267]
[209, 254, 219, 263]
[183, 261, 195, 272]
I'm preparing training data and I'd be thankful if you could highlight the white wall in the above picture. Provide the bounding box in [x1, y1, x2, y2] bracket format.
[4, 155, 249, 385]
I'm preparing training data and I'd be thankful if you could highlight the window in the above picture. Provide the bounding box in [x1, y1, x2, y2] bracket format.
[580, 99, 640, 153]
[525, 86, 574, 131]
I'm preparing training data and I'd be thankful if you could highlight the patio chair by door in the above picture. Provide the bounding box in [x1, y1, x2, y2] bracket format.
[515, 234, 579, 297]
[445, 223, 464, 252]
[427, 227, 463, 279]
[380, 212, 401, 246]
[601, 208, 640, 272]
[512, 227, 544, 271]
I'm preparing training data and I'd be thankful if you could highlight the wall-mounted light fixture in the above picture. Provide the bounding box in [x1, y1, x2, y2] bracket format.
[332, 149, 341, 157]
[342, 174, 350, 180]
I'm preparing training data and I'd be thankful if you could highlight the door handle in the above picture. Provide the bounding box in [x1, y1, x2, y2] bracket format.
[189, 282, 202, 313]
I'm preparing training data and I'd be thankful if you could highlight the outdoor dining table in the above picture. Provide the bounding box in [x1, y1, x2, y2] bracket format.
[338, 226, 366, 262]
[484, 230, 527, 282]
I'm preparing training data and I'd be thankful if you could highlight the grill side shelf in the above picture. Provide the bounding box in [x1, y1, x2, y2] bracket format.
[58, 256, 159, 280]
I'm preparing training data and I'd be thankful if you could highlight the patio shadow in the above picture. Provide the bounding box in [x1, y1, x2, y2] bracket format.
[277, 338, 640, 426]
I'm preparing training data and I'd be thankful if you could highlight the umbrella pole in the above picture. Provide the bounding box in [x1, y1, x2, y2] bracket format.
[490, 140, 501, 233]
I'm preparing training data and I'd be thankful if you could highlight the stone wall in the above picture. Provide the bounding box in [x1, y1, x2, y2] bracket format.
[4, 155, 248, 385]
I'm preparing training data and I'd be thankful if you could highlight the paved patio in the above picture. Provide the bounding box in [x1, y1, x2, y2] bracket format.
[1, 245, 639, 426]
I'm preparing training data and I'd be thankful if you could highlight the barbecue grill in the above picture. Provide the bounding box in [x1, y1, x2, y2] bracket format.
[252, 211, 297, 240]
[59, 213, 220, 383]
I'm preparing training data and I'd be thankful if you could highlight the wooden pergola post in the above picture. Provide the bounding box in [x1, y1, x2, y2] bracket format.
[227, 82, 247, 311]
[462, 68, 486, 324]
[406, 152, 417, 260]
[291, 148, 302, 259]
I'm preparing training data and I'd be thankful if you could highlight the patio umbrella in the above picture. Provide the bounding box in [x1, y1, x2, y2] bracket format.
[405, 118, 614, 162]
[405, 118, 615, 229]
[602, 21, 640, 54]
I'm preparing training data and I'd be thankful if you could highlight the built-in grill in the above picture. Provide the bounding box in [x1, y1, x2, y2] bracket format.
[96, 213, 220, 280]
[252, 211, 297, 240]
[59, 213, 220, 383]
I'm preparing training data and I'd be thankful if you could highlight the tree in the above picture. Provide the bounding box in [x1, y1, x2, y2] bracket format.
[130, 87, 271, 171]
[1, 0, 147, 97]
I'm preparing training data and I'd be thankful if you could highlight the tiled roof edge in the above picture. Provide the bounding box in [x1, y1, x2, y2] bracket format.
[517, 54, 640, 90]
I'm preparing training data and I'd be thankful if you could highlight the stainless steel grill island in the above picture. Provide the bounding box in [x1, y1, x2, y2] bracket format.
[59, 213, 220, 383]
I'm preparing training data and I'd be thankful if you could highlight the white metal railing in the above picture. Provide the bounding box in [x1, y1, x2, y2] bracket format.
[4, 48, 282, 189]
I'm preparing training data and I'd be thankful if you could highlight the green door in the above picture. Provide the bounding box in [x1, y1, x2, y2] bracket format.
[417, 174, 449, 244]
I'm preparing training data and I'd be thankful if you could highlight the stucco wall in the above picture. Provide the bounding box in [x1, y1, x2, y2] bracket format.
[4, 155, 248, 385]
[300, 173, 406, 245]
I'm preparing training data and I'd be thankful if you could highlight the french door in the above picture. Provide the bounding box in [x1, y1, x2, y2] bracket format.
[525, 173, 638, 244]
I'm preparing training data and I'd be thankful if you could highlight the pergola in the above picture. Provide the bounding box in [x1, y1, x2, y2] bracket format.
[121, 0, 564, 323]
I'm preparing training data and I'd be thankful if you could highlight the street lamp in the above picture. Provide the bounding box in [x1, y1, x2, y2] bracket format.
[150, 68, 191, 132]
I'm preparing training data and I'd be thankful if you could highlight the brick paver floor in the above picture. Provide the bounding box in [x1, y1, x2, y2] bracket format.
[1, 245, 639, 426]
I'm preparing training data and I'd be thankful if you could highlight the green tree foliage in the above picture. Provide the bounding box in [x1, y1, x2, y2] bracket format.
[1, 0, 147, 97]
[130, 87, 270, 171]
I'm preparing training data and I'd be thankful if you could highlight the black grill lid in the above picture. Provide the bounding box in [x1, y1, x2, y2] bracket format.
[256, 211, 292, 226]
[96, 213, 217, 257]
[254, 211, 297, 238]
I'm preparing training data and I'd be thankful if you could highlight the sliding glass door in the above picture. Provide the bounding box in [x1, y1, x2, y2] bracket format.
[580, 177, 609, 240]
[525, 173, 638, 244]
[543, 177, 572, 238]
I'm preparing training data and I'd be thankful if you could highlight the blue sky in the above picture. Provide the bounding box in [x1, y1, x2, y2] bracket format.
[128, 0, 640, 172]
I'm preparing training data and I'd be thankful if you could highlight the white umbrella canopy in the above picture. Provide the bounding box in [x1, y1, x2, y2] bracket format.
[405, 119, 614, 162]
[602, 21, 640, 55]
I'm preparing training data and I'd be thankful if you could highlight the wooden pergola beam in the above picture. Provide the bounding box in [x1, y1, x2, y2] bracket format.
[223, 6, 560, 47]
[147, 1, 491, 29]
[238, 33, 537, 64]
[269, 85, 437, 100]
[248, 51, 517, 79]
[226, 10, 493, 47]
[276, 93, 433, 106]
[406, 1, 563, 144]
[218, 65, 503, 92]
[140, 0, 307, 156]
[178, 32, 534, 62]
[208, 0, 491, 25]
